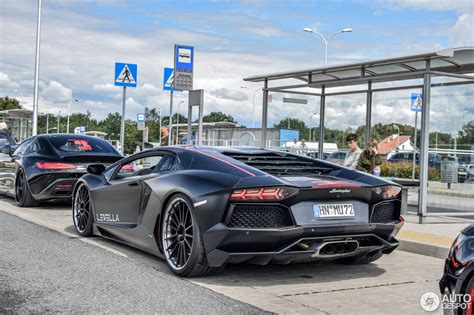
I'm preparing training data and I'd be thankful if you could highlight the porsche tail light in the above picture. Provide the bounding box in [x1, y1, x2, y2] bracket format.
[35, 162, 76, 170]
[230, 187, 298, 201]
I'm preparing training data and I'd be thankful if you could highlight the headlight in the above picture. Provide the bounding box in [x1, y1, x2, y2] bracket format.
[372, 185, 402, 199]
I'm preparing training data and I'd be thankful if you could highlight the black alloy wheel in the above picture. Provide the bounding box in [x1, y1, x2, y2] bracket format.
[73, 184, 93, 236]
[162, 196, 194, 271]
[15, 170, 38, 207]
[161, 194, 224, 277]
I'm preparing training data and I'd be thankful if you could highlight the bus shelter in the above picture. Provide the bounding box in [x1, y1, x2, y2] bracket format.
[0, 109, 33, 143]
[244, 47, 474, 222]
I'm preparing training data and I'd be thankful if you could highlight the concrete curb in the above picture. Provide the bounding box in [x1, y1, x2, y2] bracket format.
[398, 238, 450, 260]
[427, 188, 474, 198]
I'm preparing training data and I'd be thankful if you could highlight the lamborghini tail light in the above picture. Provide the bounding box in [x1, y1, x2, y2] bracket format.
[35, 162, 76, 170]
[230, 187, 298, 201]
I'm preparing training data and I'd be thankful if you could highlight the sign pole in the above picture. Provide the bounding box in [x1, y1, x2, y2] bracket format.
[159, 107, 162, 145]
[168, 90, 173, 146]
[120, 86, 126, 154]
[412, 111, 418, 179]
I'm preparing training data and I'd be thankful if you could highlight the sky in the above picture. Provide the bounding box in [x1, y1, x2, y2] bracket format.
[0, 0, 473, 133]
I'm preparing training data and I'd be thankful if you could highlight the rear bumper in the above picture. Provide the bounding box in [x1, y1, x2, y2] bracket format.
[204, 220, 403, 267]
[29, 175, 83, 201]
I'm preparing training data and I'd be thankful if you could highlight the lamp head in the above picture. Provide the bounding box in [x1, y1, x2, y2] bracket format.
[342, 28, 352, 33]
[303, 28, 313, 33]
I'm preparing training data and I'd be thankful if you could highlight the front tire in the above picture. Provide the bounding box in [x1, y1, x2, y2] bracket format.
[15, 169, 38, 207]
[161, 193, 223, 277]
[73, 184, 93, 236]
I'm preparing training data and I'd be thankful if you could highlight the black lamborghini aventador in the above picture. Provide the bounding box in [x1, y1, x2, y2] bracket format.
[72, 146, 405, 277]
[0, 134, 122, 206]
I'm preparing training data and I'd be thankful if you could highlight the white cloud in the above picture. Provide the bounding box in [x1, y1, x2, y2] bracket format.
[209, 88, 248, 101]
[0, 72, 20, 90]
[451, 13, 474, 46]
[41, 81, 72, 103]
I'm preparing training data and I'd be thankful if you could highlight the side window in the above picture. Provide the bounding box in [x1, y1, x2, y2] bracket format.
[115, 154, 175, 179]
[13, 139, 33, 156]
[25, 141, 39, 154]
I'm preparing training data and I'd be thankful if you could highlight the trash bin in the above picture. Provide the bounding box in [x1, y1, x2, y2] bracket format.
[440, 158, 458, 184]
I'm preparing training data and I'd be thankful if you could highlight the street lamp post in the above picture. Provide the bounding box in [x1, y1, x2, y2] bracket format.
[303, 27, 352, 66]
[57, 111, 61, 133]
[175, 101, 184, 145]
[32, 0, 42, 136]
[46, 105, 49, 134]
[13, 89, 24, 98]
[310, 113, 319, 142]
[66, 99, 79, 134]
[240, 86, 261, 128]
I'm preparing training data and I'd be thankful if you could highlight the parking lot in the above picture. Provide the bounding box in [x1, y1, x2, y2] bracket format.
[0, 197, 444, 314]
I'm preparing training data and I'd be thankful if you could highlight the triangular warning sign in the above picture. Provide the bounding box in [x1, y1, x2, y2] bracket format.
[116, 64, 136, 84]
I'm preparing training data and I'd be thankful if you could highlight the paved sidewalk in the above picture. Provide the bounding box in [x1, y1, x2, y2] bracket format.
[398, 213, 472, 259]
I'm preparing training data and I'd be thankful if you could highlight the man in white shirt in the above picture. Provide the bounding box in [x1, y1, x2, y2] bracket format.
[343, 133, 362, 169]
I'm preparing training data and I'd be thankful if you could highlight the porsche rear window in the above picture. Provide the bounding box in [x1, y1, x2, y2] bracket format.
[49, 137, 115, 153]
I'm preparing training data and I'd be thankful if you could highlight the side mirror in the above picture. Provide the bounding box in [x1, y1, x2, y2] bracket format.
[87, 164, 106, 176]
[2, 145, 12, 156]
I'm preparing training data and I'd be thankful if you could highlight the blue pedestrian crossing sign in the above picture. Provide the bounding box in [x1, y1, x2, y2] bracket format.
[115, 62, 138, 87]
[163, 67, 174, 91]
[410, 93, 422, 112]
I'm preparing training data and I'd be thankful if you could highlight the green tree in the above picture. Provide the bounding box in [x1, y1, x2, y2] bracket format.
[0, 97, 22, 110]
[202, 111, 236, 123]
[273, 118, 309, 140]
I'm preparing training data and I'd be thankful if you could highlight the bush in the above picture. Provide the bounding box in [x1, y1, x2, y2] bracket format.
[381, 161, 440, 181]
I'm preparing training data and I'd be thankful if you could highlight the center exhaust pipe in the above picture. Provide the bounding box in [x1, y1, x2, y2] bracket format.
[314, 240, 359, 257]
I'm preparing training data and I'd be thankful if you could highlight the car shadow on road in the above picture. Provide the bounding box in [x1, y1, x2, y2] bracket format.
[199, 260, 387, 288]
[0, 196, 71, 210]
[63, 221, 387, 286]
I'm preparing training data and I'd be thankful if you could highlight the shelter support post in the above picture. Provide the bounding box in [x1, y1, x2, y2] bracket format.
[197, 93, 204, 146]
[365, 81, 372, 146]
[318, 86, 325, 159]
[261, 79, 268, 148]
[187, 104, 192, 145]
[418, 61, 431, 224]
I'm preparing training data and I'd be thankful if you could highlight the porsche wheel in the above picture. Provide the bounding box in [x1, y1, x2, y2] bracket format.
[15, 169, 38, 207]
[161, 194, 223, 277]
[73, 184, 93, 236]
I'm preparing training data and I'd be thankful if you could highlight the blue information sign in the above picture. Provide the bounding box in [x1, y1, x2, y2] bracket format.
[410, 93, 422, 112]
[115, 62, 138, 87]
[174, 45, 194, 71]
[137, 113, 145, 124]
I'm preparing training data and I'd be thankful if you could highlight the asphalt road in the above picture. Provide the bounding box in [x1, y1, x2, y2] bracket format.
[0, 211, 265, 314]
[0, 197, 446, 314]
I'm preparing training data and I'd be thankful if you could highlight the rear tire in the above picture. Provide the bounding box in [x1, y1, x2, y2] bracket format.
[337, 250, 383, 265]
[161, 193, 224, 277]
[462, 276, 474, 315]
[15, 169, 38, 207]
[73, 184, 93, 236]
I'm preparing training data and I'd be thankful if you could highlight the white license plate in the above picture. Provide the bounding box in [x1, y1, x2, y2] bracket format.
[313, 204, 355, 218]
